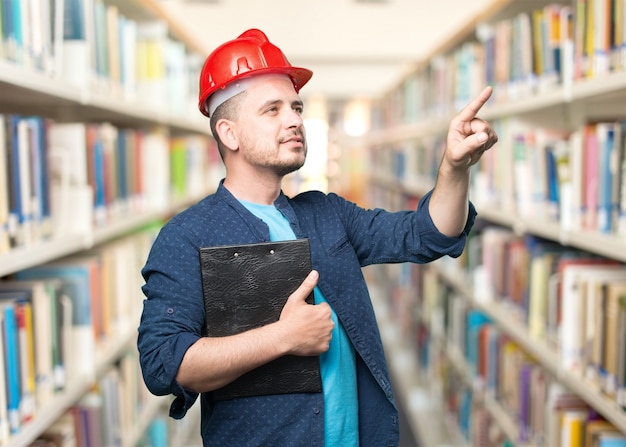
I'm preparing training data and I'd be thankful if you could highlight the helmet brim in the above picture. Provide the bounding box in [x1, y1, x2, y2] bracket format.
[199, 66, 313, 117]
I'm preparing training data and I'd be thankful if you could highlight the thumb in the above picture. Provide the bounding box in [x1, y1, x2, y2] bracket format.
[454, 131, 487, 156]
[475, 130, 489, 147]
[289, 270, 318, 304]
[455, 131, 489, 166]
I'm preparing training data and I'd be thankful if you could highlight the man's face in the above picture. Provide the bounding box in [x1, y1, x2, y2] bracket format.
[234, 76, 308, 177]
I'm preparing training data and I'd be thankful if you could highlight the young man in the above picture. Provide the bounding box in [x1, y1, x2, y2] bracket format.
[137, 28, 497, 446]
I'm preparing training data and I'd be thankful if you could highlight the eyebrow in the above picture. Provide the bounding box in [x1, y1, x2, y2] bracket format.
[258, 99, 304, 112]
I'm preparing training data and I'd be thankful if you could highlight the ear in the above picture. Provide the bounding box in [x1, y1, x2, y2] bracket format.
[214, 119, 239, 152]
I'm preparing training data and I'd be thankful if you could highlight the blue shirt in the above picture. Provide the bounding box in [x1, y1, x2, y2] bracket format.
[138, 181, 475, 447]
[240, 200, 359, 447]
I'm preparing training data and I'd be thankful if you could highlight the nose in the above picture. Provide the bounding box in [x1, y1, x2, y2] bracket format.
[284, 108, 304, 128]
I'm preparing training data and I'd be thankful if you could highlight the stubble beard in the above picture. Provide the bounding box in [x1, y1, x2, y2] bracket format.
[243, 134, 308, 177]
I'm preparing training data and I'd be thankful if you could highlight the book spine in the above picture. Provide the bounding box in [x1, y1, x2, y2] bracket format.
[15, 299, 35, 423]
[0, 310, 9, 443]
[0, 115, 9, 253]
[3, 304, 21, 434]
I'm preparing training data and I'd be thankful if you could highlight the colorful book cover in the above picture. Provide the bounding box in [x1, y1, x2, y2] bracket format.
[63, 0, 86, 40]
[0, 115, 9, 253]
[597, 122, 616, 233]
[603, 281, 626, 398]
[15, 299, 35, 423]
[0, 279, 57, 406]
[583, 123, 599, 230]
[465, 310, 491, 375]
[559, 263, 626, 374]
[28, 117, 52, 237]
[518, 363, 533, 442]
[16, 261, 96, 382]
[0, 296, 22, 434]
[0, 306, 7, 443]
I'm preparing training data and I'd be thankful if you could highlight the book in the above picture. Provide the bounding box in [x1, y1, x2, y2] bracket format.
[561, 410, 585, 447]
[519, 363, 534, 442]
[583, 123, 600, 230]
[599, 436, 626, 447]
[0, 295, 23, 434]
[465, 310, 491, 376]
[604, 282, 626, 400]
[16, 259, 97, 383]
[0, 279, 57, 406]
[7, 115, 32, 247]
[597, 122, 617, 233]
[586, 419, 622, 447]
[0, 115, 9, 252]
[0, 304, 9, 443]
[26, 116, 53, 240]
[569, 128, 585, 230]
[119, 16, 137, 100]
[618, 290, 626, 408]
[527, 240, 561, 340]
[559, 264, 626, 374]
[47, 121, 92, 237]
[199, 238, 322, 401]
[15, 298, 35, 423]
[576, 267, 626, 385]
[61, 0, 89, 87]
[529, 366, 548, 443]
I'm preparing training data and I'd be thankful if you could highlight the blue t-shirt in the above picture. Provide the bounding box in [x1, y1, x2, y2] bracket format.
[240, 200, 359, 447]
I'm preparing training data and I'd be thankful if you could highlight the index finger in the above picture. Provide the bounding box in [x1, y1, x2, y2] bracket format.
[456, 86, 493, 122]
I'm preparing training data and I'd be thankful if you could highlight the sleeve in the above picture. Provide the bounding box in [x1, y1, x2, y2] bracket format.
[412, 188, 477, 259]
[326, 189, 476, 265]
[137, 221, 205, 419]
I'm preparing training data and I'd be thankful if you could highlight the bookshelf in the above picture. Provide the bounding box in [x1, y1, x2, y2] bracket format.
[365, 0, 626, 445]
[0, 0, 215, 445]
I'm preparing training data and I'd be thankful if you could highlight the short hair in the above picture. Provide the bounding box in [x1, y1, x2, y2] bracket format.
[209, 91, 247, 161]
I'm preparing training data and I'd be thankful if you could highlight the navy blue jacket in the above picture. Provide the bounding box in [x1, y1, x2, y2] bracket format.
[137, 181, 476, 446]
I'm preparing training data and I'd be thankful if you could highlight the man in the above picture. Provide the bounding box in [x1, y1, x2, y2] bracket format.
[137, 28, 497, 447]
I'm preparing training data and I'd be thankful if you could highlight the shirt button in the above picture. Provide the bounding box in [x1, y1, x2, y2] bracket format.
[313, 407, 320, 415]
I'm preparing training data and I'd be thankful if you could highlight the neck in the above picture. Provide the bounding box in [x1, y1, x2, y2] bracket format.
[223, 170, 282, 205]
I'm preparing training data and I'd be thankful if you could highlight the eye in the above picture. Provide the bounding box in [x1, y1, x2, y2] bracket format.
[294, 105, 304, 114]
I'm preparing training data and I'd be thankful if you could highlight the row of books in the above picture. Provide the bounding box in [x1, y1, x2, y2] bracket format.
[0, 113, 220, 254]
[440, 339, 626, 447]
[368, 259, 626, 446]
[0, 0, 56, 72]
[371, 116, 626, 238]
[371, 0, 625, 129]
[31, 350, 149, 447]
[0, 0, 203, 116]
[424, 270, 626, 447]
[366, 191, 625, 443]
[474, 119, 626, 236]
[0, 228, 157, 441]
[466, 227, 626, 406]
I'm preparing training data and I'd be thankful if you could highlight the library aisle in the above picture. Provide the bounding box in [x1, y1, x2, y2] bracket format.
[3, 0, 626, 446]
[363, 0, 626, 445]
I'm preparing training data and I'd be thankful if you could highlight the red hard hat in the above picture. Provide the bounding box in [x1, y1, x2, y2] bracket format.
[198, 28, 313, 117]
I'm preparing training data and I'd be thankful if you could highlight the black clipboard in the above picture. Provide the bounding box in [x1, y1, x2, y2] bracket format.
[199, 239, 322, 400]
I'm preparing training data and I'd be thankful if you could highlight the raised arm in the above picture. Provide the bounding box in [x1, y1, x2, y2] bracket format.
[428, 86, 498, 236]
